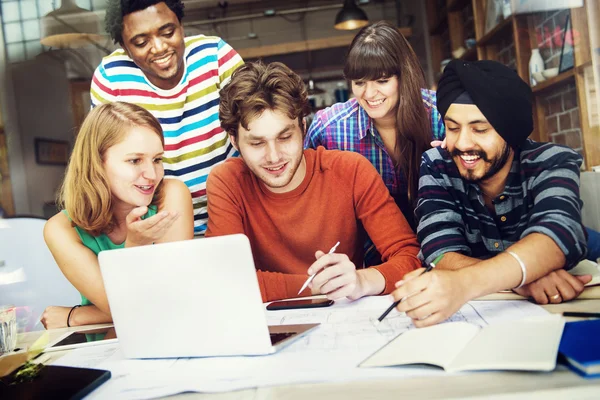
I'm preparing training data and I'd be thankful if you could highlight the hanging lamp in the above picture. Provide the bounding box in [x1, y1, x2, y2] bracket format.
[40, 0, 104, 48]
[334, 0, 369, 30]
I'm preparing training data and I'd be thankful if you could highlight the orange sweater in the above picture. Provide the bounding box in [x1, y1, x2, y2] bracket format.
[206, 147, 420, 301]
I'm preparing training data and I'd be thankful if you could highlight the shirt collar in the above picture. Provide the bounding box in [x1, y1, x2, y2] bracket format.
[356, 100, 374, 140]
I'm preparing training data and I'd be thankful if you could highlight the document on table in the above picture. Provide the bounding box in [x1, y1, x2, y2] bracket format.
[51, 297, 549, 400]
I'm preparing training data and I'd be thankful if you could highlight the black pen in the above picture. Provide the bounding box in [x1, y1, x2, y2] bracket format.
[374, 254, 444, 325]
[562, 312, 600, 318]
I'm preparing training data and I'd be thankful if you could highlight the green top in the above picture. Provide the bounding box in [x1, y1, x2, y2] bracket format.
[64, 206, 158, 305]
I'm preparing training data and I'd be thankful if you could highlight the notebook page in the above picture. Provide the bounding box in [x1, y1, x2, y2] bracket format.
[448, 314, 565, 372]
[360, 322, 479, 369]
[569, 259, 600, 286]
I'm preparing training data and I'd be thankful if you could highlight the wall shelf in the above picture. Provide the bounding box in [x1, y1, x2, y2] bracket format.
[476, 16, 514, 47]
[532, 70, 575, 94]
[448, 0, 471, 12]
[426, 0, 599, 169]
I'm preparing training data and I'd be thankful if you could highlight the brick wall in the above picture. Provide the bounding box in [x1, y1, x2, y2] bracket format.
[540, 82, 583, 155]
[531, 9, 582, 152]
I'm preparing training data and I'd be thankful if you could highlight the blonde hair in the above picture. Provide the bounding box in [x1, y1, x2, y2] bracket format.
[59, 102, 165, 236]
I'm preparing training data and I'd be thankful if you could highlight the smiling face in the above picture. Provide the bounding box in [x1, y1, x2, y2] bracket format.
[121, 2, 185, 90]
[445, 103, 513, 183]
[103, 125, 165, 210]
[231, 109, 306, 194]
[351, 75, 399, 122]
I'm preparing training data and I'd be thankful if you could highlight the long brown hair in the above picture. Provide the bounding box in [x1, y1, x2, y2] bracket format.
[344, 21, 432, 206]
[59, 102, 165, 236]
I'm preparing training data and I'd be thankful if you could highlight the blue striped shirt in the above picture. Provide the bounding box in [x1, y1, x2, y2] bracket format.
[416, 139, 587, 268]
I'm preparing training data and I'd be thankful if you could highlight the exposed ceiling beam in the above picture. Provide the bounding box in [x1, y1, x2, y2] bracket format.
[238, 27, 412, 59]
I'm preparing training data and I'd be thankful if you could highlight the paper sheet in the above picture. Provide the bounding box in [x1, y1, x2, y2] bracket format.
[51, 297, 548, 399]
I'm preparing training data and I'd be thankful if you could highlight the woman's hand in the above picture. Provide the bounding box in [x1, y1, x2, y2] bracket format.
[124, 206, 180, 247]
[430, 137, 447, 148]
[40, 306, 71, 329]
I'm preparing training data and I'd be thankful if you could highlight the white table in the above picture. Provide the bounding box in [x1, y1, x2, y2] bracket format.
[16, 299, 600, 399]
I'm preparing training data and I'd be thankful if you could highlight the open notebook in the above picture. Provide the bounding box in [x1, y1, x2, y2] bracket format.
[360, 315, 565, 373]
[569, 259, 600, 286]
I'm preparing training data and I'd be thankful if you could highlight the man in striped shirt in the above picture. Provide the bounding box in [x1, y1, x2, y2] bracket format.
[391, 60, 589, 328]
[91, 0, 243, 234]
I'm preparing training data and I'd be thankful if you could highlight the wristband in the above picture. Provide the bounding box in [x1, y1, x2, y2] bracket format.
[67, 305, 81, 327]
[506, 251, 527, 289]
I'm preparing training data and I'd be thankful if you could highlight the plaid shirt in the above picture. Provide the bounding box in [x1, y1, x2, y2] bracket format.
[305, 89, 445, 264]
[416, 140, 587, 268]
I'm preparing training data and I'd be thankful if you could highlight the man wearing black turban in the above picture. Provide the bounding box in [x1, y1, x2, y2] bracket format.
[390, 60, 589, 328]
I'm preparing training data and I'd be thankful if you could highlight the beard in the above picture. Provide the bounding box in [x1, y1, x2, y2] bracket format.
[451, 142, 512, 183]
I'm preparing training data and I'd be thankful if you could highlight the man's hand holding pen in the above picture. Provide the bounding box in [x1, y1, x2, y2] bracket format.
[391, 268, 471, 328]
[308, 251, 365, 301]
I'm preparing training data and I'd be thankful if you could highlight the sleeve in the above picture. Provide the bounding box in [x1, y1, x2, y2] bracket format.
[90, 63, 117, 108]
[205, 167, 245, 238]
[205, 167, 311, 302]
[431, 103, 446, 141]
[425, 89, 445, 141]
[521, 149, 587, 268]
[217, 39, 244, 88]
[415, 151, 472, 265]
[352, 156, 421, 294]
[304, 111, 326, 149]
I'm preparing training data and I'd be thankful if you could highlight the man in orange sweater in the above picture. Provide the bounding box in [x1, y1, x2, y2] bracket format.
[206, 62, 420, 302]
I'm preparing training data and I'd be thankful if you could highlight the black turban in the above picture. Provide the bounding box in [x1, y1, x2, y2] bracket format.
[436, 60, 533, 148]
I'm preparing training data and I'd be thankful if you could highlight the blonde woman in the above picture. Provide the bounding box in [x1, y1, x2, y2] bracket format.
[41, 102, 194, 329]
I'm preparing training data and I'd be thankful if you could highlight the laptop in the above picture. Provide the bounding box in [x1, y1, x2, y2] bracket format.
[98, 234, 319, 359]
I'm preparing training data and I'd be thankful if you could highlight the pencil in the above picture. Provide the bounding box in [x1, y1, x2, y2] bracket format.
[374, 253, 444, 325]
[562, 312, 600, 318]
[297, 241, 340, 295]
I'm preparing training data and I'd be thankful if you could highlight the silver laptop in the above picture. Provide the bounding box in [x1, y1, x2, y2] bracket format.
[98, 234, 319, 359]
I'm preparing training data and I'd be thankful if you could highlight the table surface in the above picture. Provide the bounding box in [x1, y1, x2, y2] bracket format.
[13, 299, 600, 400]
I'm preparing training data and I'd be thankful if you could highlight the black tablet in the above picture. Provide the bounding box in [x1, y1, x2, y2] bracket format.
[0, 365, 111, 400]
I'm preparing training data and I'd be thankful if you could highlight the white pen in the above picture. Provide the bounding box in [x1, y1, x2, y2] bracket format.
[298, 241, 340, 295]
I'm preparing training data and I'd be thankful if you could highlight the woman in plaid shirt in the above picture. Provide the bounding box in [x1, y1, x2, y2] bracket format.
[305, 21, 444, 264]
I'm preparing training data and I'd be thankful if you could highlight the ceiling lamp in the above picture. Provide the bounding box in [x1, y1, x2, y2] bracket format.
[40, 0, 104, 48]
[334, 0, 369, 30]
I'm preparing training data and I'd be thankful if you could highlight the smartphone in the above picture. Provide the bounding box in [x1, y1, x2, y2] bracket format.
[45, 326, 118, 352]
[266, 298, 334, 311]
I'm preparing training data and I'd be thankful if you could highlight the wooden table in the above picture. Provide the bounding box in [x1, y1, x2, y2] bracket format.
[15, 300, 600, 399]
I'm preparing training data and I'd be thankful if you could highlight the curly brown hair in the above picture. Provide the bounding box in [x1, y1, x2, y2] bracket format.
[219, 62, 310, 139]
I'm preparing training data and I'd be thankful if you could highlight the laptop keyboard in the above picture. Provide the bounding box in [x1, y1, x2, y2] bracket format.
[269, 332, 296, 345]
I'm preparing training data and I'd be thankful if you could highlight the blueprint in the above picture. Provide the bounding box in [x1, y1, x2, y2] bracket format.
[52, 296, 549, 399]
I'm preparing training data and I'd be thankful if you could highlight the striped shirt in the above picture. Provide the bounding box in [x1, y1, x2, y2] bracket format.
[416, 139, 587, 268]
[305, 90, 445, 264]
[91, 35, 244, 234]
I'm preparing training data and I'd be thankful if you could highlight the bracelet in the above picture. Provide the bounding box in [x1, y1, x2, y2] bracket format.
[506, 251, 527, 289]
[67, 305, 81, 327]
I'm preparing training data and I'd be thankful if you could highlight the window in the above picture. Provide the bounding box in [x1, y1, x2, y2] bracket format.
[0, 0, 104, 62]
